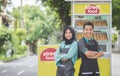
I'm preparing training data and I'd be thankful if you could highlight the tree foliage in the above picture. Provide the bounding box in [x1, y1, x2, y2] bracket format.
[41, 0, 120, 30]
[112, 33, 117, 43]
[22, 5, 61, 43]
[112, 0, 120, 30]
[0, 28, 11, 46]
[11, 5, 62, 53]
[41, 0, 71, 27]
[0, 28, 11, 55]
[16, 28, 27, 42]
[0, 0, 7, 12]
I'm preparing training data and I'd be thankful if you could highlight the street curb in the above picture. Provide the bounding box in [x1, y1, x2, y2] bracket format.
[1, 55, 27, 63]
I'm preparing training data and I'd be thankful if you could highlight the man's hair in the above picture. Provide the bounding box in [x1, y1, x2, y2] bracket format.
[83, 21, 94, 29]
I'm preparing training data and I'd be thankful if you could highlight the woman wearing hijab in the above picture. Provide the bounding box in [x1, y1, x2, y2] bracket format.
[55, 26, 78, 76]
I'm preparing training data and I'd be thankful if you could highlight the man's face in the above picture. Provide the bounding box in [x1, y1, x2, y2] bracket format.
[83, 25, 94, 39]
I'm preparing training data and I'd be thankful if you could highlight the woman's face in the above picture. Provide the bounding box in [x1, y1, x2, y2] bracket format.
[65, 29, 72, 40]
[83, 25, 94, 39]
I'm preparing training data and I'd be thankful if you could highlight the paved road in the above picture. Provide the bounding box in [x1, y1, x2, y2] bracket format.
[0, 54, 120, 76]
[0, 55, 37, 76]
[112, 54, 120, 76]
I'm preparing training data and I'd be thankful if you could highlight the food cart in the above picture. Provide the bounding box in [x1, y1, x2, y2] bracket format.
[38, 0, 112, 76]
[65, 0, 112, 76]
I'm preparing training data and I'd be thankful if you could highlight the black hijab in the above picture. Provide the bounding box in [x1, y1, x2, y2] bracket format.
[62, 26, 76, 45]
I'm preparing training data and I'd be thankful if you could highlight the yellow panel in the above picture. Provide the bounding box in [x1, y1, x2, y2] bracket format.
[74, 58, 110, 76]
[38, 45, 58, 76]
[74, 3, 110, 14]
[38, 45, 110, 76]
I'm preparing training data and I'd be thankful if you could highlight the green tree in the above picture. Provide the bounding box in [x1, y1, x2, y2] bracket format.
[41, 0, 71, 27]
[0, 28, 11, 56]
[112, 33, 117, 43]
[11, 7, 21, 30]
[16, 28, 27, 43]
[0, 0, 7, 12]
[12, 5, 61, 54]
[112, 0, 120, 30]
[112, 0, 120, 51]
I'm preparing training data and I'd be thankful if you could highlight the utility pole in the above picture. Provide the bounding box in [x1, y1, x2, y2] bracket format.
[20, 0, 23, 28]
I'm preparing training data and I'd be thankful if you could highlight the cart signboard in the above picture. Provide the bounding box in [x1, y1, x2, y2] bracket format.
[74, 3, 110, 14]
[38, 45, 58, 76]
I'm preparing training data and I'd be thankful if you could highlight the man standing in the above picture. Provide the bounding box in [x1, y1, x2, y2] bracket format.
[78, 22, 104, 76]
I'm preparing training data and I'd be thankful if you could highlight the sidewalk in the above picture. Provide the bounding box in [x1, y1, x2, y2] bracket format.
[0, 61, 4, 65]
[112, 53, 120, 76]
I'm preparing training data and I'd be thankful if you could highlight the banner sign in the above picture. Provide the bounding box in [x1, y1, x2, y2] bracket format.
[38, 45, 58, 76]
[74, 3, 110, 14]
[85, 4, 100, 14]
[40, 48, 56, 61]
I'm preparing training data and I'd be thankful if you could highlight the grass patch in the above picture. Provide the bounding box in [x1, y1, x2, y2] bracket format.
[0, 54, 26, 62]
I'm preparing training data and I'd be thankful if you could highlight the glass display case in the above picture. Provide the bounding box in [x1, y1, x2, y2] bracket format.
[72, 2, 112, 58]
[75, 15, 109, 29]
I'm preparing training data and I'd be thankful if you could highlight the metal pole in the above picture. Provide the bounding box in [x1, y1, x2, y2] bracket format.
[20, 0, 23, 27]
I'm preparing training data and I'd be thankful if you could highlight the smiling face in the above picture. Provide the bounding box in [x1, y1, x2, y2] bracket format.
[83, 25, 94, 39]
[65, 29, 73, 40]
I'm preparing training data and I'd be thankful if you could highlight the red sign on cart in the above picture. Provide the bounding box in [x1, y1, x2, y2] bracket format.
[40, 48, 56, 61]
[85, 4, 100, 14]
